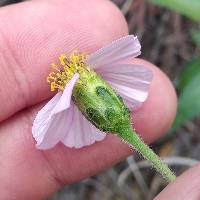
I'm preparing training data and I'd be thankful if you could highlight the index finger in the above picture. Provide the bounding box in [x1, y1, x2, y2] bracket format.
[0, 0, 127, 121]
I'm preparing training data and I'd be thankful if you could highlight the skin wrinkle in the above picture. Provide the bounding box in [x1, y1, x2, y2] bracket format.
[40, 150, 64, 188]
[0, 29, 31, 115]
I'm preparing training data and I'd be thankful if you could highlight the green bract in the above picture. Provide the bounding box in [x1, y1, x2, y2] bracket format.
[72, 70, 130, 133]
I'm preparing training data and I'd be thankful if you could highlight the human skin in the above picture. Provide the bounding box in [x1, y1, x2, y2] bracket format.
[0, 0, 193, 199]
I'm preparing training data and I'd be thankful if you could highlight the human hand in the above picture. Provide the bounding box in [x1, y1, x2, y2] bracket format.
[0, 0, 179, 199]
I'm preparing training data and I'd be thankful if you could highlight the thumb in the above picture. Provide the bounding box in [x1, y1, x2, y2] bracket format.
[154, 163, 200, 200]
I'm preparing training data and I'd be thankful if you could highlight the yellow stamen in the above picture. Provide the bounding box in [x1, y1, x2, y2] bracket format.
[47, 50, 88, 92]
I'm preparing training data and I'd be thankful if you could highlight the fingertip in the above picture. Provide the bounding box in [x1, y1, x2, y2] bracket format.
[155, 163, 200, 200]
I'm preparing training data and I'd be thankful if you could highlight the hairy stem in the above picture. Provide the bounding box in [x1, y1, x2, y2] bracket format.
[118, 127, 176, 182]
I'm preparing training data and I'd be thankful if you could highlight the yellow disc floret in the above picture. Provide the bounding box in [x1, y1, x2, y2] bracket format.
[47, 50, 89, 92]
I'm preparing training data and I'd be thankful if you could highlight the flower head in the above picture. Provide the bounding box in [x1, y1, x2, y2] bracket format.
[46, 51, 89, 92]
[32, 35, 153, 149]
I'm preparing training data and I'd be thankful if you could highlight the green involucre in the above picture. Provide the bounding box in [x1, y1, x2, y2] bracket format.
[72, 70, 130, 133]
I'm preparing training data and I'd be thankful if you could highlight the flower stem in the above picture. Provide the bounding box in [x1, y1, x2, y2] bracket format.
[118, 127, 176, 182]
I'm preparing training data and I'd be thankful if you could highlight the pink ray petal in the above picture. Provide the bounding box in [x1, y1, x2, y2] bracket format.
[32, 73, 79, 149]
[99, 64, 153, 110]
[62, 104, 106, 148]
[86, 35, 141, 69]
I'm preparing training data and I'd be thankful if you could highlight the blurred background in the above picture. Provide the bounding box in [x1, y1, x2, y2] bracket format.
[1, 0, 200, 199]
